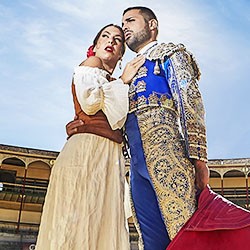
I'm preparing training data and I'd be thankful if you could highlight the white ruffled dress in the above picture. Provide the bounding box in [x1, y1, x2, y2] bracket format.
[35, 66, 130, 250]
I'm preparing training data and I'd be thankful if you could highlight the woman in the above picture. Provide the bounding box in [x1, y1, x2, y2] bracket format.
[36, 24, 145, 250]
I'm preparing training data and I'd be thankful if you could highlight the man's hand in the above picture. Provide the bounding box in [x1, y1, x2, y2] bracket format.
[194, 160, 209, 191]
[66, 116, 84, 137]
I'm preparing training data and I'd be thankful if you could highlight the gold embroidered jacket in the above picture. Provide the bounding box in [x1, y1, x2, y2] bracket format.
[147, 43, 207, 162]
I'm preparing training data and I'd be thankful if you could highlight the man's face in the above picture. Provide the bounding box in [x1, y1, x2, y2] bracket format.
[122, 9, 151, 52]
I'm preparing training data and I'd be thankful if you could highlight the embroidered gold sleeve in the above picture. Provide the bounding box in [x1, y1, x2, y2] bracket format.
[178, 50, 207, 162]
[148, 43, 207, 161]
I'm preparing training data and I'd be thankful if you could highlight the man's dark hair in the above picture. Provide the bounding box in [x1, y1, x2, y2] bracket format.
[123, 6, 158, 22]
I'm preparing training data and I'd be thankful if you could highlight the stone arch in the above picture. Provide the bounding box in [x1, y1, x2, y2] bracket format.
[223, 170, 247, 208]
[1, 157, 26, 178]
[223, 169, 245, 188]
[210, 169, 221, 177]
[27, 160, 51, 181]
[209, 170, 221, 189]
[224, 168, 244, 176]
[2, 157, 25, 166]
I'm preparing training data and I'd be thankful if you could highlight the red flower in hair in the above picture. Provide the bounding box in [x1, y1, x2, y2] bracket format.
[87, 45, 95, 58]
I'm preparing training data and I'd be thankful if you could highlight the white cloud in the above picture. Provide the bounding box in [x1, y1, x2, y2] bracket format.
[0, 0, 250, 158]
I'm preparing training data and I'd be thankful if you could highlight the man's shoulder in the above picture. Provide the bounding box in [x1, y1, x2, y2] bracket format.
[147, 42, 187, 61]
[148, 43, 201, 80]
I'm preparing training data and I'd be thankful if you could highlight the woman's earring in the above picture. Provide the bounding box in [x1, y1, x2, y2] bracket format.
[119, 58, 122, 70]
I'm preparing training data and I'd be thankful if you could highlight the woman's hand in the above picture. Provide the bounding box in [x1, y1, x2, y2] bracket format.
[120, 55, 145, 84]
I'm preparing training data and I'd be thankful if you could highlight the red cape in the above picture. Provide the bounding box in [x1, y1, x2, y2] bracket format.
[167, 185, 250, 250]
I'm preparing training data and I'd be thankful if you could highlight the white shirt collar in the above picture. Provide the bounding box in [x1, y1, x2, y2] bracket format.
[137, 41, 158, 55]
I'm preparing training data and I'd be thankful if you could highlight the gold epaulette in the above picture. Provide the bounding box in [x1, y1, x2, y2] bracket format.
[147, 42, 185, 61]
[147, 43, 201, 80]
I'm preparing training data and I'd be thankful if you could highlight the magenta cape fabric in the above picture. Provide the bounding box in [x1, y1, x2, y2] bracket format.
[167, 185, 250, 250]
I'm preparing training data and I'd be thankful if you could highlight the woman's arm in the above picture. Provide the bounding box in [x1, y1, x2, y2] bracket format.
[73, 55, 145, 129]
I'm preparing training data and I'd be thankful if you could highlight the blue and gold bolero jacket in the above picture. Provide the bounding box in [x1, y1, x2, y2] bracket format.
[129, 43, 207, 162]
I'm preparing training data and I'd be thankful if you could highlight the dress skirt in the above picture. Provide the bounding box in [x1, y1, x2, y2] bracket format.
[35, 133, 130, 250]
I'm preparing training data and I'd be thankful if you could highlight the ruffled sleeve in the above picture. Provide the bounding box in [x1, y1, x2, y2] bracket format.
[73, 66, 129, 130]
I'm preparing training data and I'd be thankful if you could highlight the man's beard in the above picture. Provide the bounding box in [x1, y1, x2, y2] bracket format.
[126, 25, 151, 52]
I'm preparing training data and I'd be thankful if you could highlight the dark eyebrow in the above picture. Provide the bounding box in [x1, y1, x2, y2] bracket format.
[122, 16, 135, 27]
[114, 35, 123, 40]
[103, 31, 111, 35]
[103, 30, 122, 39]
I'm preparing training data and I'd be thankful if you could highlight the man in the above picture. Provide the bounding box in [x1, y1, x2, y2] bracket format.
[67, 6, 209, 250]
[121, 6, 209, 250]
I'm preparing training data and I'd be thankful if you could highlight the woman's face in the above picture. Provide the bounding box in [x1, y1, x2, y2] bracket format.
[94, 26, 124, 64]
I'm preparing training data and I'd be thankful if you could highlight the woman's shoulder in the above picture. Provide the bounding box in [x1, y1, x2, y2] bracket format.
[74, 57, 107, 77]
[79, 56, 104, 69]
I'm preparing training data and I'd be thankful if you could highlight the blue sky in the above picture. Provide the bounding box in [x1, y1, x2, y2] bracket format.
[0, 0, 250, 160]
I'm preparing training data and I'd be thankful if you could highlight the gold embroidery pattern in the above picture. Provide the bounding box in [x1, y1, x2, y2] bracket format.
[148, 93, 158, 105]
[129, 188, 144, 250]
[129, 80, 146, 96]
[129, 93, 176, 113]
[131, 66, 148, 85]
[136, 80, 147, 93]
[170, 50, 207, 161]
[145, 42, 207, 161]
[147, 43, 200, 80]
[136, 107, 196, 240]
[137, 66, 148, 78]
[129, 82, 136, 97]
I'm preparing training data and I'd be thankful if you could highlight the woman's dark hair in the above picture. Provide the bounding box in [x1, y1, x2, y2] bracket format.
[123, 6, 158, 22]
[93, 24, 126, 56]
